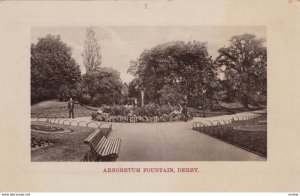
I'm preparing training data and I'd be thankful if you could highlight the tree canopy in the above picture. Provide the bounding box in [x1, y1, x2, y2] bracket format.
[128, 40, 218, 106]
[81, 67, 123, 106]
[215, 33, 267, 107]
[31, 35, 81, 104]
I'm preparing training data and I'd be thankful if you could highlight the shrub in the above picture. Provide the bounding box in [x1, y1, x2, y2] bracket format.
[137, 116, 144, 122]
[93, 104, 191, 123]
[31, 87, 57, 105]
[132, 107, 143, 116]
[101, 105, 130, 116]
[92, 106, 190, 123]
[143, 103, 158, 116]
[80, 94, 92, 105]
[157, 105, 177, 116]
[91, 112, 97, 120]
[92, 94, 104, 106]
[159, 114, 169, 122]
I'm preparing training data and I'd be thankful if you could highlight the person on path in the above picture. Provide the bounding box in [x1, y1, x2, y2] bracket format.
[181, 96, 189, 121]
[182, 105, 188, 122]
[68, 97, 75, 119]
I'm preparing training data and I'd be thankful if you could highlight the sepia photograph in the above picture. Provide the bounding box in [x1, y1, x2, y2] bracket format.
[2, 0, 300, 193]
[30, 26, 267, 162]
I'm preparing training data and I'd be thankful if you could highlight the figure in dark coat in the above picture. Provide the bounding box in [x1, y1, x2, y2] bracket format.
[68, 98, 75, 119]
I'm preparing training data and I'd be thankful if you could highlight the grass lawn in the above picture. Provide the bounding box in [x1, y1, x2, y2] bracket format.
[195, 115, 267, 157]
[31, 100, 98, 118]
[31, 121, 95, 161]
[32, 100, 265, 120]
[188, 102, 265, 117]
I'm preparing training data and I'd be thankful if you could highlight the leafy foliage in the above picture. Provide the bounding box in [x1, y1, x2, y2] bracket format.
[128, 41, 218, 107]
[128, 78, 140, 98]
[215, 33, 267, 108]
[81, 67, 123, 106]
[158, 84, 184, 106]
[57, 83, 82, 102]
[96, 104, 187, 122]
[102, 103, 179, 117]
[31, 35, 81, 104]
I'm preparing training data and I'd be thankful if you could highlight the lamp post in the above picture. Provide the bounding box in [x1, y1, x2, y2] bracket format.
[140, 87, 145, 107]
[202, 88, 206, 117]
[136, 83, 145, 107]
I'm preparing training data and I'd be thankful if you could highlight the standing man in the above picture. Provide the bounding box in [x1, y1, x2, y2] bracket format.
[68, 97, 75, 119]
[182, 105, 188, 122]
[181, 96, 189, 122]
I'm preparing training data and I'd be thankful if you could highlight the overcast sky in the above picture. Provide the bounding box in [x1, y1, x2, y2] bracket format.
[31, 26, 266, 83]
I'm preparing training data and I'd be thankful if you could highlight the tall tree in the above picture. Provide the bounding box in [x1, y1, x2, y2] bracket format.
[128, 77, 141, 99]
[82, 27, 102, 72]
[128, 41, 218, 106]
[31, 35, 81, 104]
[81, 67, 123, 106]
[215, 33, 267, 108]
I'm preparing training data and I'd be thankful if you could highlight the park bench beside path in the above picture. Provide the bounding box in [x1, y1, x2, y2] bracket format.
[82, 123, 121, 162]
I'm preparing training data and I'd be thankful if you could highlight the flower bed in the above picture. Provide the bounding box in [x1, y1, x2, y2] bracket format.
[31, 124, 73, 133]
[101, 104, 178, 116]
[92, 112, 190, 123]
[31, 136, 56, 149]
[92, 104, 192, 123]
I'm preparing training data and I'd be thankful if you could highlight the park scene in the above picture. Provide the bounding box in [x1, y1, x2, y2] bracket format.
[31, 26, 267, 161]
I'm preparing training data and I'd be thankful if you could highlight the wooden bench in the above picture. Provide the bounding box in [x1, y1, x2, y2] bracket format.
[82, 123, 121, 162]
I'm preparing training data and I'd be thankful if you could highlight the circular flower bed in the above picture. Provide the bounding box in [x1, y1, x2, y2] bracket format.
[31, 124, 73, 133]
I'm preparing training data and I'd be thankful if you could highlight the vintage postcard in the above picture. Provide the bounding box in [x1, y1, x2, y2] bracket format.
[0, 0, 300, 192]
[30, 26, 267, 162]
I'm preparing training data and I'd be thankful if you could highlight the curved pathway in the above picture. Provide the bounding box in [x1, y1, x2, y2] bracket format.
[32, 109, 266, 161]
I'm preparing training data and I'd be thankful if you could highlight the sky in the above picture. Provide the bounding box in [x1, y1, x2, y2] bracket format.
[31, 26, 266, 83]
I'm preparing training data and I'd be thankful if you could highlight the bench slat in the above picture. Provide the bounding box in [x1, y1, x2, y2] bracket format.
[113, 138, 121, 154]
[111, 139, 119, 154]
[84, 129, 101, 144]
[90, 131, 103, 147]
[102, 139, 114, 156]
[100, 138, 111, 155]
[110, 139, 118, 154]
[110, 139, 119, 154]
[94, 137, 107, 154]
[95, 137, 109, 155]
